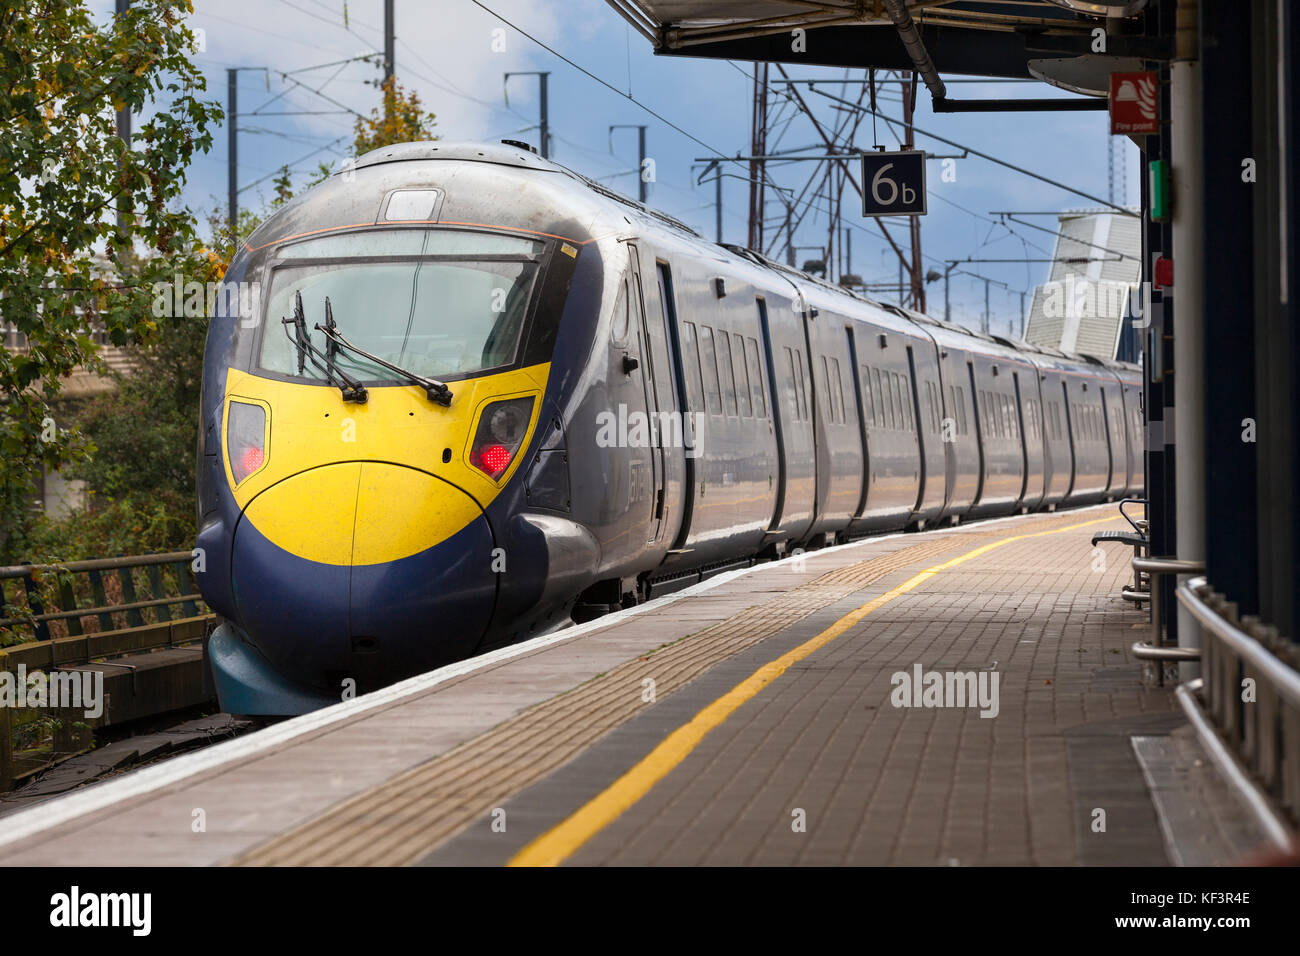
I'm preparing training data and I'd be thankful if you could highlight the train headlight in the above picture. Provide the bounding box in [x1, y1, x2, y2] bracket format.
[470, 397, 534, 479]
[227, 400, 268, 484]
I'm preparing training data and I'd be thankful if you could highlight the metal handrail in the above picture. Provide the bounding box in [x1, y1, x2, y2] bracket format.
[0, 592, 203, 629]
[1132, 641, 1200, 661]
[1118, 497, 1147, 535]
[1132, 556, 1205, 575]
[0, 551, 193, 580]
[1177, 575, 1300, 711]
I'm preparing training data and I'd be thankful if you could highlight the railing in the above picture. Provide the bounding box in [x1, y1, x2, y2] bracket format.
[1130, 555, 1205, 683]
[0, 552, 202, 644]
[1177, 575, 1300, 836]
[0, 553, 214, 790]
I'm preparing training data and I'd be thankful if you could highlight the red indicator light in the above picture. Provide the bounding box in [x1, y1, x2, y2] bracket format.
[240, 446, 265, 477]
[477, 443, 512, 476]
[1153, 256, 1174, 289]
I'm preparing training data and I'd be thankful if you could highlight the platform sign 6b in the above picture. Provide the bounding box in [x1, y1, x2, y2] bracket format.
[861, 149, 927, 217]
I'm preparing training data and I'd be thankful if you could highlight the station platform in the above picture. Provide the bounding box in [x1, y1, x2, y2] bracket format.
[0, 504, 1274, 867]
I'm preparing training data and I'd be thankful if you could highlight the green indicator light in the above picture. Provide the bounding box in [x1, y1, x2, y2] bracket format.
[1149, 159, 1170, 223]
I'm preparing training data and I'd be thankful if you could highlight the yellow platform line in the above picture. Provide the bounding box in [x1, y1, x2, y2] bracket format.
[508, 513, 1120, 867]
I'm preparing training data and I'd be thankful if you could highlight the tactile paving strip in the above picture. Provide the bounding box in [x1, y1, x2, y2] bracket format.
[230, 514, 1093, 866]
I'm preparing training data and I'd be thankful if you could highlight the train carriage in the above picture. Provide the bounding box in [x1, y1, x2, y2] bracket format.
[196, 141, 1143, 715]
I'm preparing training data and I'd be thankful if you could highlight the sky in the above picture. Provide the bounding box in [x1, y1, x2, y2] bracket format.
[91, 0, 1142, 337]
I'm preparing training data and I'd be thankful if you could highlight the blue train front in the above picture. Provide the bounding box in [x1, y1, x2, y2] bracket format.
[197, 142, 605, 714]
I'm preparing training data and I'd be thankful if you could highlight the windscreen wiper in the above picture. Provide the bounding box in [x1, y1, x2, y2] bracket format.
[314, 296, 453, 406]
[281, 291, 368, 404]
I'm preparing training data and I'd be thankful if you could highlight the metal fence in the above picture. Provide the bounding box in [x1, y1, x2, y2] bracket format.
[0, 553, 214, 790]
[0, 552, 203, 644]
[1178, 575, 1300, 836]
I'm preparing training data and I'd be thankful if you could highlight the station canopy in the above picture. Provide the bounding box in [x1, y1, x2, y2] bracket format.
[609, 1, 1165, 89]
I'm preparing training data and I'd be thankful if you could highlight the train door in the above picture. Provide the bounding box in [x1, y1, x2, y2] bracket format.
[655, 261, 696, 552]
[967, 361, 986, 508]
[796, 292, 825, 534]
[846, 327, 869, 520]
[1061, 380, 1077, 499]
[905, 346, 927, 516]
[1012, 370, 1030, 507]
[757, 297, 787, 533]
[1099, 386, 1115, 496]
[627, 244, 670, 543]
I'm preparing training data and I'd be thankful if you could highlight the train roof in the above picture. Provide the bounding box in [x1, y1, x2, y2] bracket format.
[339, 139, 1140, 376]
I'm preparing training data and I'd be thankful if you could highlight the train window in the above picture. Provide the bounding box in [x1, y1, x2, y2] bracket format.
[957, 386, 968, 435]
[868, 368, 882, 429]
[261, 246, 543, 383]
[820, 356, 833, 423]
[893, 374, 907, 431]
[821, 357, 840, 425]
[718, 330, 739, 417]
[745, 337, 766, 417]
[731, 333, 752, 417]
[790, 353, 800, 421]
[611, 278, 631, 345]
[681, 321, 707, 414]
[276, 230, 545, 259]
[784, 347, 800, 422]
[831, 358, 846, 426]
[860, 366, 874, 426]
[880, 369, 895, 429]
[699, 325, 723, 414]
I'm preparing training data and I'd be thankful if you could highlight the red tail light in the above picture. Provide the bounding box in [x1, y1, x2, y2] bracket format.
[228, 401, 268, 484]
[240, 446, 265, 476]
[470, 398, 534, 480]
[475, 443, 512, 476]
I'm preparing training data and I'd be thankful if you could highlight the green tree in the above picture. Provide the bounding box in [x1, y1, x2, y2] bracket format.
[0, 0, 222, 560]
[352, 76, 437, 155]
[271, 165, 293, 208]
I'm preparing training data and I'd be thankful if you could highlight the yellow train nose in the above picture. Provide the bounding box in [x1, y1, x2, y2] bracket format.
[242, 461, 484, 565]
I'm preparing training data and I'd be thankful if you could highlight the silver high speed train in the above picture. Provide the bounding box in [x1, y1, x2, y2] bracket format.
[197, 140, 1143, 714]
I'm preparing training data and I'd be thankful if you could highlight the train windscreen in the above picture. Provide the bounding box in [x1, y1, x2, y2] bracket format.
[259, 229, 547, 383]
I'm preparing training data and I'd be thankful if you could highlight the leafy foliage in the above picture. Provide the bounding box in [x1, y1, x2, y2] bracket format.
[352, 76, 438, 156]
[0, 0, 222, 560]
[5, 38, 442, 567]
